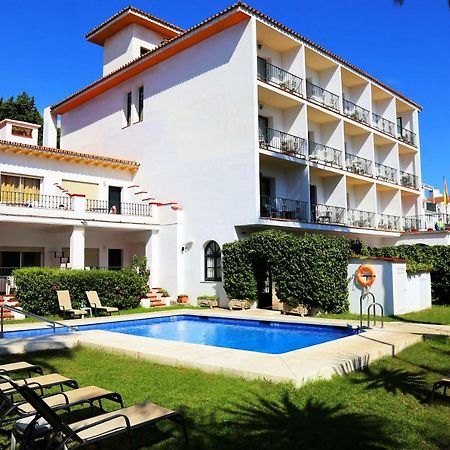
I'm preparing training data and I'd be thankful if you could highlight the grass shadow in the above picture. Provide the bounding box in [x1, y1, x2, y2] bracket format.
[188, 394, 394, 450]
[353, 366, 429, 403]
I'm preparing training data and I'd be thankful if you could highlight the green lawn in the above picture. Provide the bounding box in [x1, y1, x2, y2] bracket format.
[321, 305, 450, 325]
[0, 337, 449, 449]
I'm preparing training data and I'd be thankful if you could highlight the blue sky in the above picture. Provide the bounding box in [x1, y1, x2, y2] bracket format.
[1, 0, 449, 188]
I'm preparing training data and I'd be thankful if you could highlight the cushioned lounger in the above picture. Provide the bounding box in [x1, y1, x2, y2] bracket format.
[0, 362, 43, 378]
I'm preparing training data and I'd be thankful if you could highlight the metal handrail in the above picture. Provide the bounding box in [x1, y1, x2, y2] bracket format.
[0, 304, 78, 338]
[367, 302, 384, 328]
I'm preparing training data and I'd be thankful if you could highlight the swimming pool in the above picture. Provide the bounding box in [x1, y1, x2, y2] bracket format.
[2, 315, 357, 354]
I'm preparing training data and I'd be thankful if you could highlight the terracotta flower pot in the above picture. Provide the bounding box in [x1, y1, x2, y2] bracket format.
[177, 295, 188, 303]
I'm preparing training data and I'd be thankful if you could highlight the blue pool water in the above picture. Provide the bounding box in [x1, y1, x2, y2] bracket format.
[2, 315, 357, 354]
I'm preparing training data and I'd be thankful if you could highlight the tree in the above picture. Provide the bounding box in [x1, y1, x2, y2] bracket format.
[0, 92, 43, 144]
[394, 0, 450, 7]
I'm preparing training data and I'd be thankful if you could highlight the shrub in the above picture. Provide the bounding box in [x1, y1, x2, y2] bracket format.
[222, 230, 351, 313]
[197, 295, 219, 301]
[14, 266, 149, 316]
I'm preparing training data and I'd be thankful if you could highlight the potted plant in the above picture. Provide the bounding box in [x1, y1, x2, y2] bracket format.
[177, 294, 189, 303]
[197, 295, 219, 308]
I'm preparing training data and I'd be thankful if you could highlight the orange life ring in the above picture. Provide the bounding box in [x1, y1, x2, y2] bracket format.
[356, 265, 376, 287]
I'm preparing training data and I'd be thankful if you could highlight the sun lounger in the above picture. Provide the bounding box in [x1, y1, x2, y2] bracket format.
[431, 376, 450, 403]
[0, 373, 78, 397]
[0, 383, 123, 428]
[57, 290, 87, 319]
[10, 381, 188, 449]
[85, 291, 119, 316]
[0, 362, 43, 378]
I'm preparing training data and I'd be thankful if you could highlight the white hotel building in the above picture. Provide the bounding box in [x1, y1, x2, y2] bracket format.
[1, 3, 423, 305]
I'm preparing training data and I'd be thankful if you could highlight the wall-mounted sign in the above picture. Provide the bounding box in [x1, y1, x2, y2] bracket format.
[11, 125, 33, 138]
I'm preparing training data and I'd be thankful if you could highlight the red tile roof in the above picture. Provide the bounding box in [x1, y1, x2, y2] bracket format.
[0, 139, 139, 170]
[52, 2, 421, 113]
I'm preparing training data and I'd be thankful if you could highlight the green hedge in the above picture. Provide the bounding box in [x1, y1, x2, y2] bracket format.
[222, 230, 351, 313]
[14, 267, 149, 316]
[366, 244, 450, 305]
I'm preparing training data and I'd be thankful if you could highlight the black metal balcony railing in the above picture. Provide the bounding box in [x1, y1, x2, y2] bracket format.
[345, 153, 372, 176]
[347, 209, 376, 228]
[377, 214, 401, 230]
[308, 141, 342, 166]
[306, 81, 340, 111]
[257, 58, 303, 97]
[343, 99, 369, 125]
[311, 204, 345, 225]
[400, 171, 419, 190]
[375, 162, 397, 184]
[259, 127, 307, 158]
[86, 199, 152, 216]
[404, 213, 450, 232]
[397, 126, 416, 147]
[372, 113, 395, 137]
[0, 191, 72, 210]
[260, 195, 308, 222]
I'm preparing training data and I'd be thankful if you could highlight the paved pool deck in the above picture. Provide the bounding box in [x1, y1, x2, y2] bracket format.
[1, 309, 449, 387]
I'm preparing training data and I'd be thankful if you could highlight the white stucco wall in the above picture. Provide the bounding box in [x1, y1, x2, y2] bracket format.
[348, 258, 432, 316]
[61, 19, 258, 302]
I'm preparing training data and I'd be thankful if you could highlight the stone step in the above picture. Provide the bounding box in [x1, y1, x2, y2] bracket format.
[150, 301, 165, 307]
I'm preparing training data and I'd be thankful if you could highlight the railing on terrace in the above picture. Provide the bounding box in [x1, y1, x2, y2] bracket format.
[257, 58, 303, 97]
[343, 99, 369, 125]
[311, 204, 345, 225]
[0, 191, 72, 210]
[308, 141, 342, 166]
[86, 200, 152, 216]
[372, 113, 395, 137]
[397, 126, 416, 147]
[347, 209, 376, 228]
[375, 162, 397, 184]
[260, 195, 308, 222]
[306, 81, 340, 111]
[377, 214, 401, 231]
[400, 171, 419, 190]
[259, 127, 307, 158]
[345, 153, 372, 176]
[404, 213, 450, 232]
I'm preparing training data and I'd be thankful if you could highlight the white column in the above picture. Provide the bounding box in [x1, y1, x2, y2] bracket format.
[70, 226, 85, 269]
[43, 106, 58, 148]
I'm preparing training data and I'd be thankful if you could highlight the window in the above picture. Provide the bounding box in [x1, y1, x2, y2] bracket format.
[1, 174, 40, 204]
[204, 241, 222, 281]
[125, 91, 132, 127]
[138, 86, 144, 122]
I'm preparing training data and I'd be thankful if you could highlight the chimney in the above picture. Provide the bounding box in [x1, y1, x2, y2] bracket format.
[0, 118, 40, 145]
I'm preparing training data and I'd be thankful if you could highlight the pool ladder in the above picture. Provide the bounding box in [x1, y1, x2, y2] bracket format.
[0, 304, 78, 338]
[359, 292, 384, 329]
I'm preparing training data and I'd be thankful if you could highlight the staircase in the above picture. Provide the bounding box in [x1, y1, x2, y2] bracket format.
[141, 288, 166, 308]
[0, 295, 20, 320]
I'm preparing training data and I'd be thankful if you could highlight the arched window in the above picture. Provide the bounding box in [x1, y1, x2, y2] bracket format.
[204, 241, 222, 281]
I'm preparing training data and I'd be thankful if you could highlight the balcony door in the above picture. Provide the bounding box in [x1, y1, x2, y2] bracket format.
[258, 115, 268, 145]
[108, 249, 122, 270]
[310, 185, 318, 221]
[108, 186, 122, 214]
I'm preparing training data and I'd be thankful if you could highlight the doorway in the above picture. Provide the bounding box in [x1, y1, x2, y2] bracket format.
[108, 186, 122, 214]
[108, 249, 122, 270]
[255, 260, 273, 309]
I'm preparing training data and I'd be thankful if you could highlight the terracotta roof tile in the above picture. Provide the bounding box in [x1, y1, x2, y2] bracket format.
[85, 5, 185, 39]
[53, 2, 421, 112]
[0, 139, 139, 169]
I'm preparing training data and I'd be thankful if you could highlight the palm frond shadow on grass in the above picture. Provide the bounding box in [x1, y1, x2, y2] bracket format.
[353, 367, 429, 402]
[193, 394, 393, 450]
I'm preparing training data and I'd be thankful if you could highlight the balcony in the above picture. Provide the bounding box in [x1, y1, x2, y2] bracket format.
[343, 99, 369, 125]
[345, 153, 372, 177]
[372, 113, 395, 137]
[306, 81, 339, 112]
[347, 209, 376, 228]
[260, 195, 308, 222]
[377, 213, 401, 230]
[404, 214, 450, 232]
[86, 199, 152, 216]
[308, 141, 342, 167]
[375, 162, 397, 184]
[257, 58, 303, 97]
[259, 127, 307, 158]
[400, 171, 419, 190]
[397, 126, 416, 147]
[0, 191, 72, 210]
[311, 204, 345, 225]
